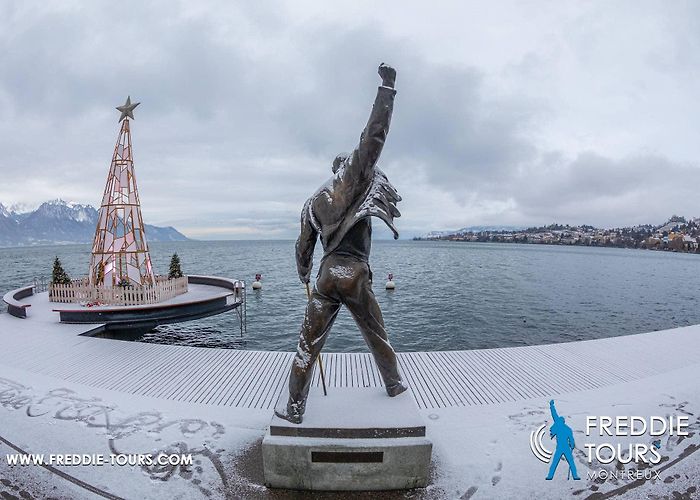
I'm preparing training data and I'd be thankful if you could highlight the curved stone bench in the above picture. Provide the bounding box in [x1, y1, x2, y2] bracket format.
[2, 285, 35, 319]
[188, 274, 246, 301]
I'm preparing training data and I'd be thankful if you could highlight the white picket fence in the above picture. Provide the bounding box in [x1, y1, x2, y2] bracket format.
[49, 276, 188, 306]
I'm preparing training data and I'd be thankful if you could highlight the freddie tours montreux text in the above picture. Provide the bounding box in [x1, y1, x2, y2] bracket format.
[532, 400, 690, 482]
[585, 415, 687, 467]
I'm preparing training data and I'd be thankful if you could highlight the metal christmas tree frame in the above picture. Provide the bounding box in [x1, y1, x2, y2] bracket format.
[89, 98, 154, 287]
[49, 97, 188, 306]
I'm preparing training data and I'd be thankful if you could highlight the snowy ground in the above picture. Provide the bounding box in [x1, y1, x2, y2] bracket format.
[1, 298, 699, 499]
[2, 356, 699, 499]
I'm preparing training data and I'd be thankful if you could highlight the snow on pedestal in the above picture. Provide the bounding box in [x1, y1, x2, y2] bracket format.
[263, 386, 432, 490]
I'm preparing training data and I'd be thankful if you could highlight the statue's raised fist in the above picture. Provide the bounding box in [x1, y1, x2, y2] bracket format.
[378, 63, 396, 88]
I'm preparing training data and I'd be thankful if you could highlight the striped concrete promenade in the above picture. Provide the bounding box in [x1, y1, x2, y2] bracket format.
[2, 299, 699, 410]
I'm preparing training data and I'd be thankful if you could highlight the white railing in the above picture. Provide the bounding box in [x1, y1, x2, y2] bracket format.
[48, 276, 188, 306]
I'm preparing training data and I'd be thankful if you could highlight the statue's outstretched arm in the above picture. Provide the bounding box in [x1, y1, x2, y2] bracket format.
[295, 199, 318, 284]
[347, 64, 397, 183]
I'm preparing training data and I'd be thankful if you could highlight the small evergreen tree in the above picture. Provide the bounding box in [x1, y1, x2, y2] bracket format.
[51, 257, 71, 285]
[169, 253, 184, 279]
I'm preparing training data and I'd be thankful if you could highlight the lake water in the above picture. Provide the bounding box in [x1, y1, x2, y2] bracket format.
[1, 240, 699, 352]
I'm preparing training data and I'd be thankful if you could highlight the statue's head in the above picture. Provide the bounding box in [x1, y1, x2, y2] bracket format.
[332, 153, 349, 174]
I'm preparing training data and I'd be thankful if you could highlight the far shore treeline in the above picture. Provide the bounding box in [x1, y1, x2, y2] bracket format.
[416, 215, 700, 253]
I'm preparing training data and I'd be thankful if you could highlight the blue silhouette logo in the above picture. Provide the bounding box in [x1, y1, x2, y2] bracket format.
[529, 400, 581, 480]
[545, 399, 580, 480]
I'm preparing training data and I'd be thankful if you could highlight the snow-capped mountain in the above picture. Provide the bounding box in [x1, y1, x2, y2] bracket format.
[8, 202, 35, 214]
[27, 199, 95, 221]
[453, 225, 525, 234]
[424, 230, 452, 239]
[0, 203, 21, 244]
[0, 199, 188, 247]
[421, 225, 525, 238]
[0, 203, 12, 218]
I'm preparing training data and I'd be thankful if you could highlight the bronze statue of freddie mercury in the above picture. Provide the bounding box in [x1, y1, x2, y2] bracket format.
[275, 63, 407, 424]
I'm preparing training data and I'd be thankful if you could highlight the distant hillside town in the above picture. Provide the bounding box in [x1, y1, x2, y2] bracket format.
[417, 216, 700, 253]
[0, 199, 188, 247]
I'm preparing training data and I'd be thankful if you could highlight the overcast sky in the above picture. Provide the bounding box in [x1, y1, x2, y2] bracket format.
[1, 1, 699, 239]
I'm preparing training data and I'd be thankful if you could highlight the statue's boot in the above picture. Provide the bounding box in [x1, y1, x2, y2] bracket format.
[386, 381, 408, 397]
[274, 399, 305, 424]
[274, 408, 303, 424]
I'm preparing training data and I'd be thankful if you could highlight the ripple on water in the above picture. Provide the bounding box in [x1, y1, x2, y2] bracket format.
[2, 240, 700, 352]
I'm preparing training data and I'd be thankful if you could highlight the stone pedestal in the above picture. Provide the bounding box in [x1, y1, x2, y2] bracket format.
[262, 387, 432, 491]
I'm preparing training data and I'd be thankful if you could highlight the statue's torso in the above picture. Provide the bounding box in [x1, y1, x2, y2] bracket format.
[332, 217, 372, 261]
[308, 166, 399, 260]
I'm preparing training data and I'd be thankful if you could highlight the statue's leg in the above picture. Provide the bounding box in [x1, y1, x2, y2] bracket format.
[343, 264, 406, 396]
[284, 285, 341, 421]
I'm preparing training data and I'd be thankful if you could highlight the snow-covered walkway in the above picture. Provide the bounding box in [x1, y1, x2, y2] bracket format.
[1, 293, 699, 499]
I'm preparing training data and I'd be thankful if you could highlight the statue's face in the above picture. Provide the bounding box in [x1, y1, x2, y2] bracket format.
[332, 153, 349, 174]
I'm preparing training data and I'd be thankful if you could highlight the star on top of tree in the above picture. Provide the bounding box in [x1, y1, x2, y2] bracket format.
[116, 96, 140, 122]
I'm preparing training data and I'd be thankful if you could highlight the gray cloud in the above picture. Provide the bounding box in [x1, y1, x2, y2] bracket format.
[0, 1, 699, 238]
